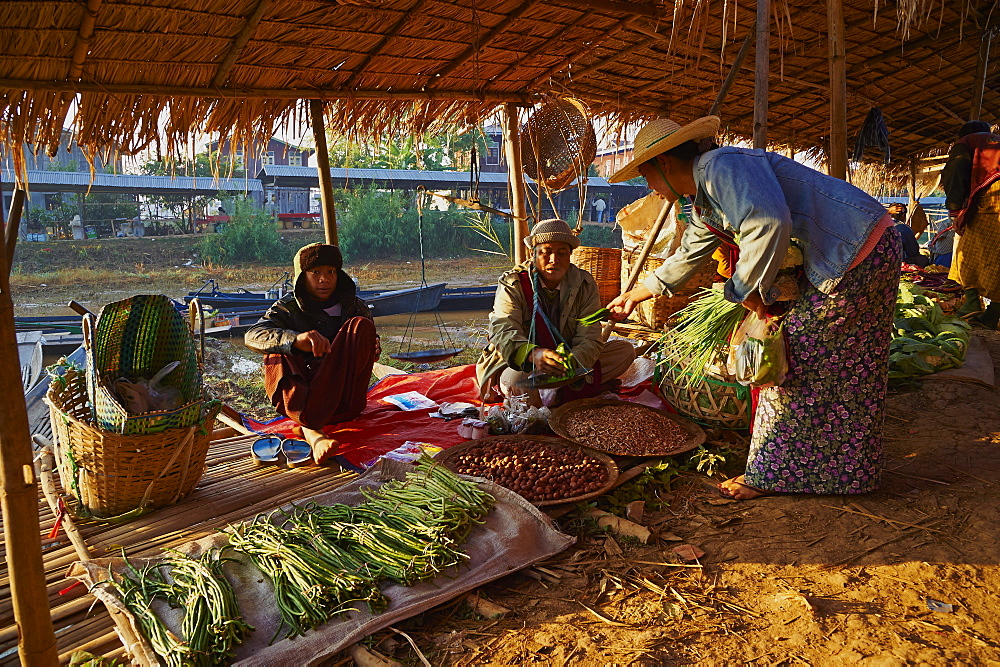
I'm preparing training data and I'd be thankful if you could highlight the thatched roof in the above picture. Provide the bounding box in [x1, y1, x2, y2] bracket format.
[0, 0, 996, 176]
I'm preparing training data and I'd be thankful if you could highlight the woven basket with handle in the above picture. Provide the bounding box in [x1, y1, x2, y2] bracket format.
[86, 294, 205, 435]
[621, 252, 718, 330]
[654, 346, 751, 430]
[571, 246, 622, 306]
[45, 360, 221, 519]
[520, 98, 597, 193]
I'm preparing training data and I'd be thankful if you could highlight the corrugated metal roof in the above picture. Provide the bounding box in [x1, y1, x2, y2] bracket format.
[1, 170, 263, 193]
[256, 165, 616, 188]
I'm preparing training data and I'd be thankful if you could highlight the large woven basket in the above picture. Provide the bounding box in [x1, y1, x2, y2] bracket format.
[622, 253, 718, 331]
[46, 361, 220, 519]
[86, 295, 205, 435]
[655, 346, 751, 431]
[520, 98, 597, 192]
[571, 245, 622, 306]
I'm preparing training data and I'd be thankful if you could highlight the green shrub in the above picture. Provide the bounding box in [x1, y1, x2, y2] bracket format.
[579, 225, 620, 249]
[197, 198, 286, 264]
[335, 187, 509, 260]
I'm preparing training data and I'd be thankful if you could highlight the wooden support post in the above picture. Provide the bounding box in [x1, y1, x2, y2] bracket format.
[4, 189, 24, 275]
[310, 99, 338, 245]
[753, 0, 769, 149]
[908, 157, 918, 211]
[827, 0, 848, 180]
[969, 29, 993, 121]
[709, 17, 757, 118]
[502, 103, 529, 265]
[0, 196, 59, 664]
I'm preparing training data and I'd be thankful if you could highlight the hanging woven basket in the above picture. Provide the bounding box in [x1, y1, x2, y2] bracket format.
[520, 98, 597, 193]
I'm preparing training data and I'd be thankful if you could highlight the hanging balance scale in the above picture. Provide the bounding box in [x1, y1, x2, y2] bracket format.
[389, 186, 464, 364]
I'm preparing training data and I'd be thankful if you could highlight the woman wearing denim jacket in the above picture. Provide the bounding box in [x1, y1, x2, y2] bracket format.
[608, 116, 902, 500]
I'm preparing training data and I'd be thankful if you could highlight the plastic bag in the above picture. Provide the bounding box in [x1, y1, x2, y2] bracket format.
[727, 313, 788, 387]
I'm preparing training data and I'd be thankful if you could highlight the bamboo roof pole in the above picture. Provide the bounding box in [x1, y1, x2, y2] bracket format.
[210, 0, 270, 88]
[0, 194, 58, 664]
[709, 17, 757, 117]
[502, 103, 528, 265]
[310, 99, 338, 246]
[969, 28, 993, 121]
[827, 0, 848, 179]
[753, 0, 769, 149]
[4, 189, 23, 267]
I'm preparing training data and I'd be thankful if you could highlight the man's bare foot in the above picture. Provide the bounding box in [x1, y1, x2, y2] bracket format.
[301, 427, 341, 465]
[718, 475, 776, 500]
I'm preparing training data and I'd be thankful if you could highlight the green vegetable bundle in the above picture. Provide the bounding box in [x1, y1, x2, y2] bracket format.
[657, 287, 745, 387]
[96, 550, 253, 667]
[108, 455, 495, 657]
[225, 454, 494, 641]
[889, 282, 971, 381]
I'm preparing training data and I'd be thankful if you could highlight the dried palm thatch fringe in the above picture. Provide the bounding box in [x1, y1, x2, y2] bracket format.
[0, 0, 993, 183]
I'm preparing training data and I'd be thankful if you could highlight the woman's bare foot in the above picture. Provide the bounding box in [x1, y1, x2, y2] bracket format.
[718, 475, 775, 500]
[301, 427, 341, 465]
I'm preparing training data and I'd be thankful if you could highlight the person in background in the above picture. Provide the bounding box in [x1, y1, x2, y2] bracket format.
[928, 214, 955, 267]
[476, 218, 635, 407]
[607, 116, 901, 501]
[888, 202, 929, 267]
[245, 243, 380, 463]
[592, 196, 608, 223]
[942, 120, 1000, 328]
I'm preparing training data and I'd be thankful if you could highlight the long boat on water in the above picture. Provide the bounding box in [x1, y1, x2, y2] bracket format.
[183, 279, 451, 317]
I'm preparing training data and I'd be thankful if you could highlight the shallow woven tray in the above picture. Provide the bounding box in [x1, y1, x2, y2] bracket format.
[549, 398, 706, 457]
[434, 435, 618, 507]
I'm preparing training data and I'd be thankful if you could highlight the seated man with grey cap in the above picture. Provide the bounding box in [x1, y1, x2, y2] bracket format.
[476, 219, 636, 406]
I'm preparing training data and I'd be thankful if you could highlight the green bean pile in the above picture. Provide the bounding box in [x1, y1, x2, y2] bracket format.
[97, 550, 252, 667]
[104, 455, 495, 656]
[287, 455, 495, 586]
[228, 454, 495, 641]
[165, 549, 254, 664]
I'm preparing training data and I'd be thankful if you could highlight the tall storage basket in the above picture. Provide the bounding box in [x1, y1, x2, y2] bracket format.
[571, 246, 622, 306]
[621, 252, 718, 330]
[46, 362, 221, 518]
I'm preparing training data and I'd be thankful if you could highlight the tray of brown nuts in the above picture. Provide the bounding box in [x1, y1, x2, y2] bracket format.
[549, 398, 706, 457]
[434, 435, 618, 506]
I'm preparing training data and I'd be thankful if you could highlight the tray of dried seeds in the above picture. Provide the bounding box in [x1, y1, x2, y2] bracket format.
[549, 398, 706, 457]
[434, 436, 618, 506]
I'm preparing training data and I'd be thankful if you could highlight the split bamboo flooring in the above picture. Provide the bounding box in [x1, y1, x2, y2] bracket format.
[0, 434, 358, 664]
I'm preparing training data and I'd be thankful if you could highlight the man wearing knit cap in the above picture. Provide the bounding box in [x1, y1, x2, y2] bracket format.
[245, 243, 379, 463]
[476, 219, 636, 406]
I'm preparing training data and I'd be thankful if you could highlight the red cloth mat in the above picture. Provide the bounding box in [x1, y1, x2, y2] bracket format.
[242, 364, 667, 470]
[243, 365, 481, 469]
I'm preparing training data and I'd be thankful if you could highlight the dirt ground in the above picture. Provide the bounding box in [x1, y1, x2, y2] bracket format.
[16, 237, 1000, 665]
[359, 331, 1000, 666]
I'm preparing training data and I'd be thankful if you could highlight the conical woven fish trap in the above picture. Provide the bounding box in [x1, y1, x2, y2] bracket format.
[520, 98, 597, 192]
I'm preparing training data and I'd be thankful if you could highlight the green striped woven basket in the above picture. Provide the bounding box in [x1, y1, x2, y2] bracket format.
[85, 295, 207, 435]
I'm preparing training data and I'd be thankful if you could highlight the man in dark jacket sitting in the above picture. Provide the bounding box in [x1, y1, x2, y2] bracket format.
[244, 243, 379, 462]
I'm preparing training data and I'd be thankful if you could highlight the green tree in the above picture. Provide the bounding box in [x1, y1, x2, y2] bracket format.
[325, 129, 488, 171]
[197, 197, 285, 264]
